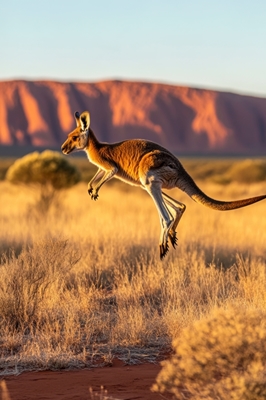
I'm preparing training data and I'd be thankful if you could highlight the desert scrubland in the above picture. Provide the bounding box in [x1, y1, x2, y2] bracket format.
[1, 157, 266, 397]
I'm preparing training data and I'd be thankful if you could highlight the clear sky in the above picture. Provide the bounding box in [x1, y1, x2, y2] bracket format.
[1, 0, 266, 97]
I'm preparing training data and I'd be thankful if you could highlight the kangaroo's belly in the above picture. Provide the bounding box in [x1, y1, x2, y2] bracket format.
[115, 169, 142, 187]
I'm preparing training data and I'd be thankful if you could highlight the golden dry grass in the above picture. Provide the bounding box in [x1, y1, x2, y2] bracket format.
[1, 170, 266, 376]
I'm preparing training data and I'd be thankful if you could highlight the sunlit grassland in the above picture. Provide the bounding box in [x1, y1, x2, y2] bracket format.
[1, 157, 266, 374]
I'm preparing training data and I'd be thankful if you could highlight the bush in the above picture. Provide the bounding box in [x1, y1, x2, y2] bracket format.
[153, 308, 266, 400]
[5, 151, 81, 214]
[5, 150, 80, 190]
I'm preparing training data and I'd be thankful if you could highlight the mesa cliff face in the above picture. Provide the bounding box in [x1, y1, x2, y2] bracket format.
[0, 79, 266, 154]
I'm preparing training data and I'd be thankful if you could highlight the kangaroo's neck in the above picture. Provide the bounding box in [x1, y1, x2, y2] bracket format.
[85, 128, 101, 151]
[84, 128, 105, 164]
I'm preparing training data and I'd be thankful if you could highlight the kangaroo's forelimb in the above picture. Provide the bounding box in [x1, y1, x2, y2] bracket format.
[88, 167, 118, 200]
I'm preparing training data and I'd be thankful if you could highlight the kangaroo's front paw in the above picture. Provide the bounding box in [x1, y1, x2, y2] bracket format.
[91, 193, 99, 201]
[88, 185, 99, 200]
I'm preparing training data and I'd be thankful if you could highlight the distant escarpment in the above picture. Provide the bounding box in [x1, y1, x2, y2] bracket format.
[0, 79, 266, 155]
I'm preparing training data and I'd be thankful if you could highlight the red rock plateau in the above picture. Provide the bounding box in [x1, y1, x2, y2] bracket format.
[1, 79, 266, 155]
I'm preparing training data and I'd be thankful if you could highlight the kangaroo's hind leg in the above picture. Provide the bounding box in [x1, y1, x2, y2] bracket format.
[162, 192, 186, 249]
[143, 182, 174, 259]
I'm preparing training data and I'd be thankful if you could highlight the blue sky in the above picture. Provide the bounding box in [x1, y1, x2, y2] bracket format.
[1, 0, 266, 96]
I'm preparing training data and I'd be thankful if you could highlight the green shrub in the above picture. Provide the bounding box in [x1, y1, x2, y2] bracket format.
[5, 151, 81, 214]
[5, 150, 80, 189]
[153, 308, 266, 399]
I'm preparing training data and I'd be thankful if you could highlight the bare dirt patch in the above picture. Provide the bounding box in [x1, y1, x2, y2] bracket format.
[3, 360, 173, 400]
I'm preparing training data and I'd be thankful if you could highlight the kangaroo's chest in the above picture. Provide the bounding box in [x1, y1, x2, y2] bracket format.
[86, 146, 142, 186]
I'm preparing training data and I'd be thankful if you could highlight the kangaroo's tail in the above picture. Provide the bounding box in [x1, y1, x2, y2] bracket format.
[176, 164, 266, 211]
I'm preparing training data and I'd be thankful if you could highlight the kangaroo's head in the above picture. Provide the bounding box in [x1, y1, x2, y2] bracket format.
[61, 111, 90, 155]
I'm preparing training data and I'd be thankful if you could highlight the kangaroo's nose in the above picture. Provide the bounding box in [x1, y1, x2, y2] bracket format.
[61, 143, 67, 154]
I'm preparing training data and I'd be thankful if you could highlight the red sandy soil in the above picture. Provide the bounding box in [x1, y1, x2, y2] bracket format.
[2, 359, 173, 400]
[1, 79, 266, 154]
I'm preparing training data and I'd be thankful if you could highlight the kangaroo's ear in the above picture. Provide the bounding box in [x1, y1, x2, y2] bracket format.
[80, 111, 90, 132]
[74, 111, 81, 127]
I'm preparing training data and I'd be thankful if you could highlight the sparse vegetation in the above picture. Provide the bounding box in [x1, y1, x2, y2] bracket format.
[182, 157, 266, 184]
[1, 156, 266, 399]
[225, 159, 266, 183]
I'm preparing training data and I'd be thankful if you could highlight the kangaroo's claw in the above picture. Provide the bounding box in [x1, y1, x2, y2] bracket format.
[169, 231, 178, 249]
[160, 241, 169, 260]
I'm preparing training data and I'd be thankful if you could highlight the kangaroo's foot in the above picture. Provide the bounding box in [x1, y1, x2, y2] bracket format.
[159, 241, 169, 260]
[169, 230, 178, 249]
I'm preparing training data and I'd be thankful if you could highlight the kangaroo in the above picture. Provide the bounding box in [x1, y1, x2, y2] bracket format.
[61, 111, 266, 259]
